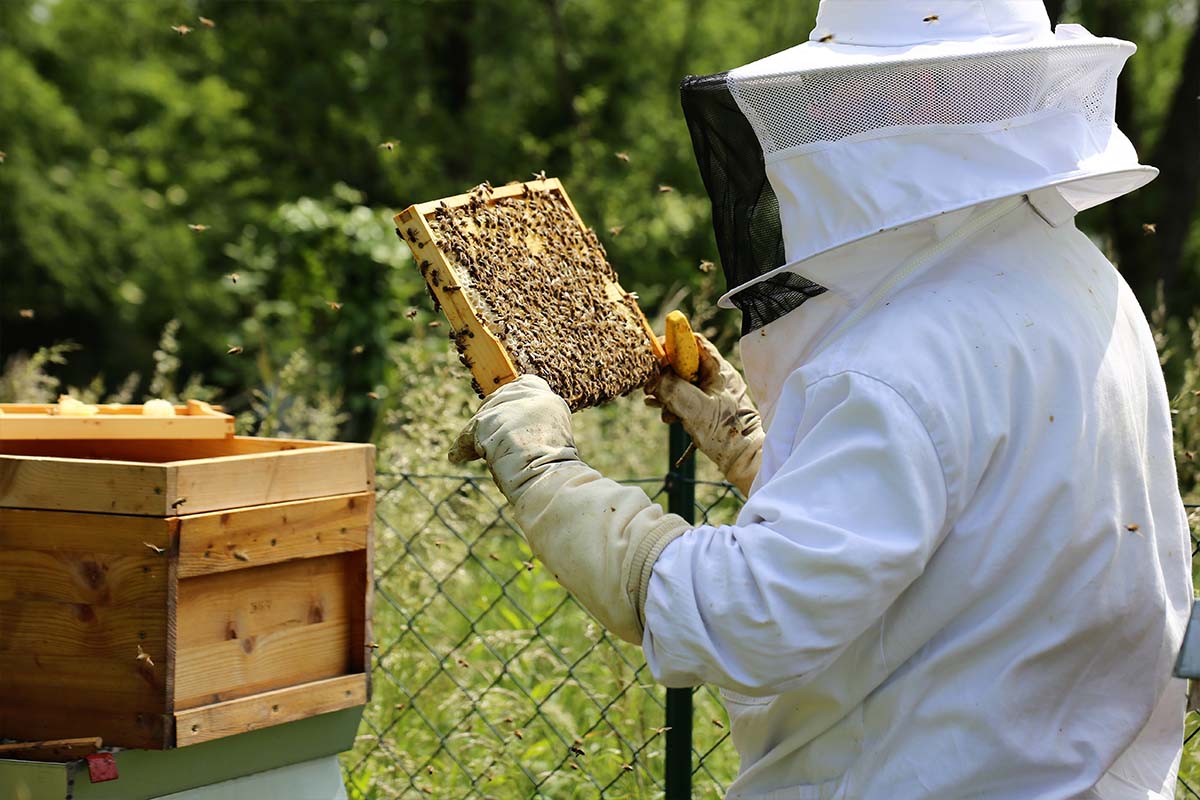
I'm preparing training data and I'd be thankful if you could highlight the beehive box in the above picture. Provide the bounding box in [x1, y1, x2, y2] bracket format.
[0, 436, 374, 749]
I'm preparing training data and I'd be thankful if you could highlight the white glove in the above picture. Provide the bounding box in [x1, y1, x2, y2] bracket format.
[449, 375, 689, 645]
[645, 334, 763, 496]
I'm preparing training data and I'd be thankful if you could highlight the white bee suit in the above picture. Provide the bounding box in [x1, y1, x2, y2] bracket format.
[646, 1, 1191, 796]
[642, 195, 1191, 799]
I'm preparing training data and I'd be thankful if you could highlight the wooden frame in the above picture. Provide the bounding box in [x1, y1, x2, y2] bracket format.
[0, 437, 373, 515]
[394, 178, 667, 399]
[0, 400, 234, 441]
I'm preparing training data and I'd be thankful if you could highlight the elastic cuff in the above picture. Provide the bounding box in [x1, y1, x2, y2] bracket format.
[625, 514, 691, 632]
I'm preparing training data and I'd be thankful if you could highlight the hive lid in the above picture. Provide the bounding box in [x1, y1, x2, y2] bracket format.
[0, 399, 235, 440]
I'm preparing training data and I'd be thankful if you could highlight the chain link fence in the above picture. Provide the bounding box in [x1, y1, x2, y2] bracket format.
[341, 463, 1200, 799]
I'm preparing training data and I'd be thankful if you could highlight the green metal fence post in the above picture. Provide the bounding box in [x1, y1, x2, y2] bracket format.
[665, 422, 696, 799]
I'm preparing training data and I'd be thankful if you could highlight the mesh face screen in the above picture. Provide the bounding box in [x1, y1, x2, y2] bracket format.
[680, 73, 826, 335]
[730, 45, 1121, 156]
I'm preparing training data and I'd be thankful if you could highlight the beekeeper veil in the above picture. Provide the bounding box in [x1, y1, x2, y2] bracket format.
[681, 0, 1156, 335]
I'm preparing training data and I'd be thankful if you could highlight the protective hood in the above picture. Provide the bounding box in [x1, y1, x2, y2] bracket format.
[681, 0, 1156, 333]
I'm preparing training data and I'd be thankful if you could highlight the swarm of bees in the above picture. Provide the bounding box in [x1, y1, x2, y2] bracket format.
[417, 182, 660, 410]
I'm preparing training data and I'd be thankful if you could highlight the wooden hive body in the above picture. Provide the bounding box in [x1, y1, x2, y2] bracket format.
[0, 436, 374, 749]
[395, 178, 667, 410]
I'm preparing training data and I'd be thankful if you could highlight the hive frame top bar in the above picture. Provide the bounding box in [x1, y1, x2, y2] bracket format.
[0, 399, 234, 440]
[394, 178, 666, 408]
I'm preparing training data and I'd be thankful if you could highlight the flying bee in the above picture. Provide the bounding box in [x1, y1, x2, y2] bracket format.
[188, 223, 209, 232]
[18, 308, 34, 319]
[609, 225, 624, 237]
[657, 184, 674, 193]
[698, 259, 715, 273]
[226, 272, 239, 284]
[367, 391, 380, 400]
[405, 307, 419, 319]
[0, 151, 7, 163]
[226, 345, 243, 355]
[1143, 223, 1158, 236]
[428, 320, 442, 329]
[614, 151, 630, 163]
[819, 33, 835, 42]
[171, 24, 192, 35]
[351, 344, 365, 355]
[531, 170, 547, 181]
[923, 14, 939, 22]
[198, 15, 216, 27]
[137, 645, 154, 667]
[378, 141, 395, 151]
[326, 300, 343, 311]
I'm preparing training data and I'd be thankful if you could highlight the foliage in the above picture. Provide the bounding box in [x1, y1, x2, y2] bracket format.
[3, 0, 1194, 440]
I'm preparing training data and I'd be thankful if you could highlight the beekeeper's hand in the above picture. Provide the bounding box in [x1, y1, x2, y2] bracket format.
[449, 375, 689, 644]
[645, 334, 762, 496]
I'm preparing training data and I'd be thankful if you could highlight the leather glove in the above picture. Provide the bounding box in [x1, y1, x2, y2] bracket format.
[449, 375, 689, 645]
[645, 333, 763, 496]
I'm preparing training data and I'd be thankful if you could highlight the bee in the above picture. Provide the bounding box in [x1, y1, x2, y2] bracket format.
[226, 272, 239, 284]
[171, 497, 188, 510]
[608, 225, 624, 237]
[406, 227, 419, 242]
[513, 729, 524, 740]
[698, 259, 715, 273]
[531, 170, 547, 181]
[351, 344, 365, 355]
[1126, 523, 1141, 532]
[819, 33, 835, 42]
[188, 223, 209, 232]
[367, 391, 380, 400]
[923, 14, 939, 22]
[404, 307, 419, 319]
[0, 151, 6, 163]
[429, 268, 440, 287]
[657, 184, 674, 193]
[18, 308, 34, 319]
[226, 345, 243, 355]
[233, 550, 250, 562]
[378, 141, 395, 151]
[444, 284, 462, 293]
[143, 542, 165, 554]
[1143, 223, 1158, 236]
[198, 15, 216, 27]
[326, 300, 343, 311]
[459, 353, 475, 369]
[621, 764, 634, 773]
[569, 744, 585, 757]
[428, 320, 442, 329]
[614, 151, 630, 163]
[171, 24, 192, 35]
[136, 645, 155, 667]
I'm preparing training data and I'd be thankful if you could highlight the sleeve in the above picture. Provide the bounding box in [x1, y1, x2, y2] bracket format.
[641, 370, 950, 696]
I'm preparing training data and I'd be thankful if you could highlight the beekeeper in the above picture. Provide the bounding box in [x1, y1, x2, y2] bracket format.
[450, 0, 1192, 796]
